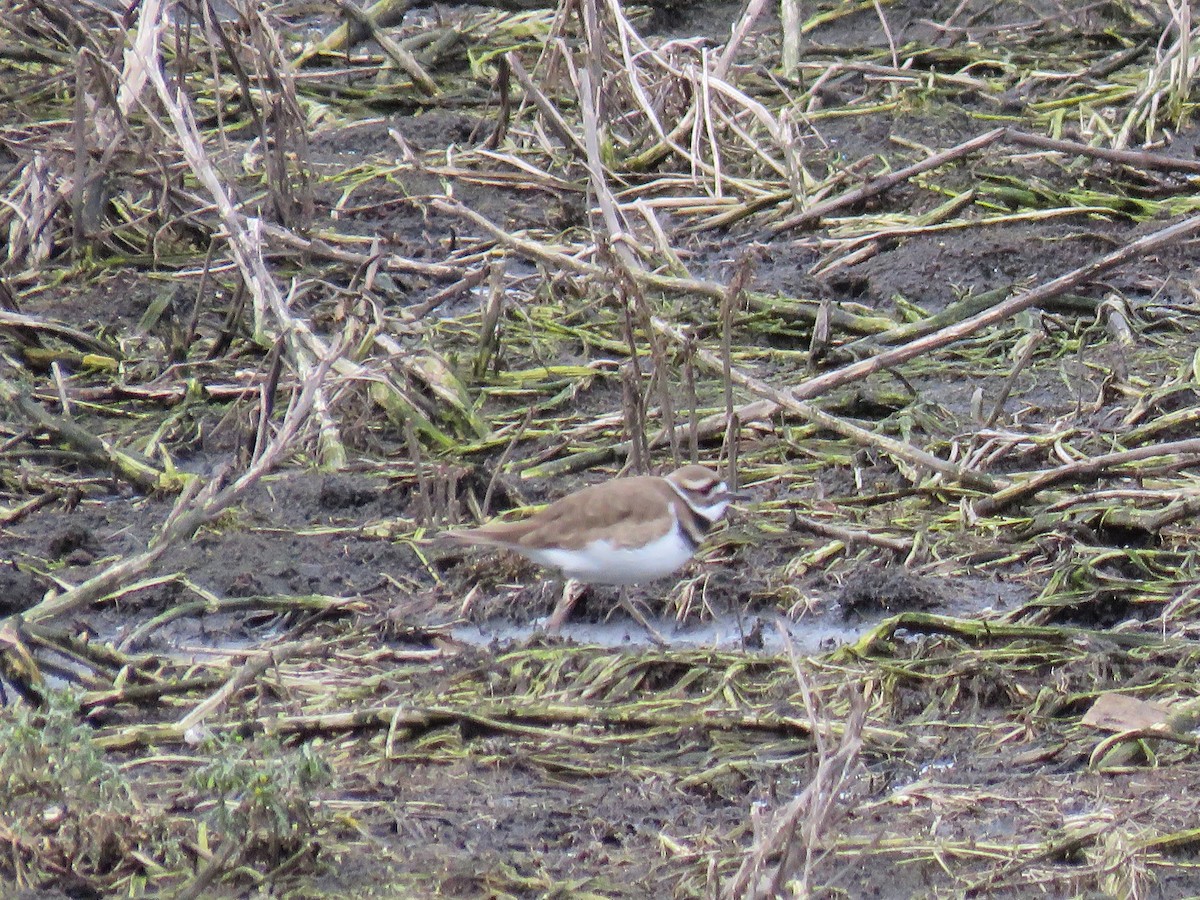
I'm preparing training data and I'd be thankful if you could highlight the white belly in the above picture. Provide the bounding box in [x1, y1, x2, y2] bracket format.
[522, 527, 696, 585]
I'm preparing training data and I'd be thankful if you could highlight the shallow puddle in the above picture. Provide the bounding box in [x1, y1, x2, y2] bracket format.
[452, 611, 864, 653]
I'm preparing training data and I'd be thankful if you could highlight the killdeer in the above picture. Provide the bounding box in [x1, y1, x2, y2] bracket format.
[445, 465, 744, 632]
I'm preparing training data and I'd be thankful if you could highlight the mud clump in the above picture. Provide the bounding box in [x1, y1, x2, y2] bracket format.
[46, 524, 100, 566]
[838, 565, 944, 619]
[0, 563, 43, 615]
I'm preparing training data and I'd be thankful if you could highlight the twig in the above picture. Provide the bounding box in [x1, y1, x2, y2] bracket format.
[714, 0, 771, 80]
[134, 6, 347, 467]
[0, 489, 62, 527]
[721, 255, 754, 480]
[170, 827, 242, 900]
[652, 317, 1003, 492]
[790, 514, 912, 553]
[722, 655, 866, 898]
[974, 438, 1200, 516]
[97, 695, 901, 751]
[0, 308, 122, 358]
[781, 211, 1200, 406]
[336, 0, 438, 95]
[507, 52, 589, 161]
[1005, 127, 1200, 175]
[983, 329, 1044, 428]
[769, 128, 1006, 234]
[0, 375, 170, 492]
[846, 611, 1180, 657]
[176, 638, 325, 736]
[20, 351, 332, 626]
[259, 221, 461, 280]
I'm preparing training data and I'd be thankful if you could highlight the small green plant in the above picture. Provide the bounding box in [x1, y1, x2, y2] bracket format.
[0, 692, 139, 888]
[188, 731, 331, 875]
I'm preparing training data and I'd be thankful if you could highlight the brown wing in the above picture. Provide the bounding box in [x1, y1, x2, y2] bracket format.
[445, 476, 675, 550]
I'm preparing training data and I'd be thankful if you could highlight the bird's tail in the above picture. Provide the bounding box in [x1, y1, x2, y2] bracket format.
[438, 527, 509, 548]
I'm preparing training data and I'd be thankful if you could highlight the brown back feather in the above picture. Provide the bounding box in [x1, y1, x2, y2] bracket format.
[446, 475, 677, 551]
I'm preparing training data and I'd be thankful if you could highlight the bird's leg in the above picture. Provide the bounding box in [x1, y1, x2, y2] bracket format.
[546, 578, 585, 632]
[617, 587, 668, 647]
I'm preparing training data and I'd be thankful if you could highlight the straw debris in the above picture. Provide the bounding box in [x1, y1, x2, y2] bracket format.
[2, 0, 1200, 895]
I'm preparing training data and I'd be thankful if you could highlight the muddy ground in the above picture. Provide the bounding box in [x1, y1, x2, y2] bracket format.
[3, 0, 1200, 897]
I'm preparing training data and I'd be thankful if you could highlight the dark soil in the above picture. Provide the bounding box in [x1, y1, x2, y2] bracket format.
[3, 0, 1200, 897]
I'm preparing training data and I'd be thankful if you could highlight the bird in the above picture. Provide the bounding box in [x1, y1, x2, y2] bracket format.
[444, 464, 745, 634]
